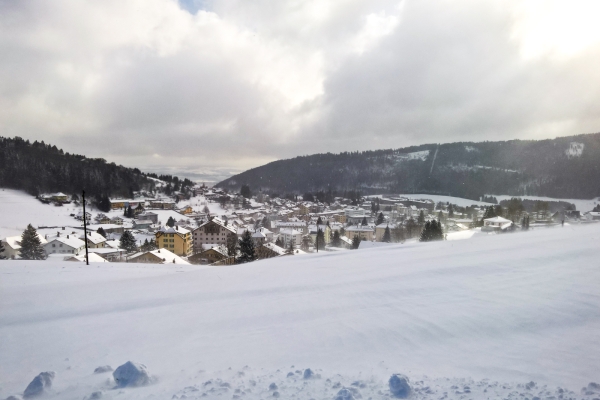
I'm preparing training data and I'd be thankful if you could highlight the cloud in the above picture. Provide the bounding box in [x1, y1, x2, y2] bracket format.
[1, 0, 600, 180]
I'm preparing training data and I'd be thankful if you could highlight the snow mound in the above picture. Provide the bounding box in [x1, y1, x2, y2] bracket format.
[268, 383, 278, 390]
[23, 371, 55, 398]
[566, 142, 584, 158]
[6, 396, 23, 400]
[389, 374, 411, 398]
[334, 387, 361, 400]
[93, 365, 112, 374]
[85, 391, 103, 400]
[112, 361, 152, 387]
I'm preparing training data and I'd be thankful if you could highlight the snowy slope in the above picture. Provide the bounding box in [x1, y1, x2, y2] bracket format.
[1, 224, 600, 399]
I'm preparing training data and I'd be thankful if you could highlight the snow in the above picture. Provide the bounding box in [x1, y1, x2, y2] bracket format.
[566, 142, 584, 158]
[1, 224, 600, 398]
[397, 193, 492, 207]
[392, 150, 430, 161]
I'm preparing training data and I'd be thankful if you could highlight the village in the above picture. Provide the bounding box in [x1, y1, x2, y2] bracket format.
[2, 184, 599, 265]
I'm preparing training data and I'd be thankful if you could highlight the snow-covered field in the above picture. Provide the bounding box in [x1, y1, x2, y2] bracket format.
[1, 223, 600, 399]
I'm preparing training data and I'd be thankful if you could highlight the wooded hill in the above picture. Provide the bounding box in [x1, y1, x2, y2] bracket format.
[216, 133, 600, 200]
[0, 136, 155, 198]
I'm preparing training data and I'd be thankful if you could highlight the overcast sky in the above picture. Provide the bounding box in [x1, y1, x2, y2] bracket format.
[2, 0, 600, 182]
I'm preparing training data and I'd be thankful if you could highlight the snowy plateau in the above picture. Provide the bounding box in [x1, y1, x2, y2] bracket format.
[1, 223, 600, 400]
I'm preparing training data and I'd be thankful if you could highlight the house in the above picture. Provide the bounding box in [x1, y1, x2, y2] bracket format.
[44, 235, 86, 256]
[155, 226, 193, 257]
[127, 248, 190, 264]
[87, 247, 126, 262]
[75, 211, 91, 222]
[137, 212, 159, 224]
[40, 192, 69, 203]
[252, 231, 267, 245]
[178, 205, 193, 215]
[256, 242, 287, 259]
[65, 253, 109, 263]
[345, 225, 374, 241]
[133, 203, 145, 216]
[111, 216, 124, 225]
[279, 228, 302, 248]
[150, 199, 176, 210]
[482, 216, 513, 232]
[188, 245, 229, 265]
[132, 219, 153, 230]
[192, 218, 236, 251]
[308, 224, 332, 244]
[1, 234, 48, 259]
[109, 199, 139, 210]
[375, 223, 396, 241]
[95, 214, 111, 224]
[80, 231, 107, 248]
[583, 211, 600, 221]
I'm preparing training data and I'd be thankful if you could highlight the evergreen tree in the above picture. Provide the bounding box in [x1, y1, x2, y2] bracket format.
[331, 230, 341, 247]
[286, 239, 295, 255]
[405, 218, 418, 238]
[483, 206, 496, 219]
[418, 210, 425, 225]
[226, 233, 238, 257]
[376, 212, 385, 225]
[316, 216, 323, 225]
[448, 204, 454, 218]
[240, 185, 251, 199]
[97, 227, 107, 238]
[316, 228, 326, 250]
[0, 238, 6, 259]
[275, 237, 284, 247]
[19, 224, 46, 260]
[382, 225, 391, 242]
[392, 225, 405, 242]
[419, 220, 445, 242]
[351, 235, 361, 249]
[301, 235, 312, 252]
[119, 231, 137, 253]
[238, 230, 256, 263]
[202, 205, 210, 215]
[340, 227, 345, 237]
[166, 216, 175, 227]
[361, 216, 368, 226]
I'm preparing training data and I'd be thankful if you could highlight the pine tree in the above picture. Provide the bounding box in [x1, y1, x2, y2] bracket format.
[316, 216, 323, 225]
[97, 227, 107, 238]
[351, 235, 361, 249]
[418, 210, 425, 225]
[226, 233, 238, 257]
[331, 230, 341, 247]
[316, 228, 326, 249]
[361, 216, 368, 226]
[19, 224, 46, 260]
[119, 231, 137, 253]
[382, 225, 391, 242]
[301, 235, 312, 251]
[166, 216, 175, 227]
[286, 239, 295, 255]
[238, 230, 256, 263]
[0, 239, 6, 259]
[419, 220, 444, 242]
[275, 237, 284, 247]
[376, 212, 385, 225]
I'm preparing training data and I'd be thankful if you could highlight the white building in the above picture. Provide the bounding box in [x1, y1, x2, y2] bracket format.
[44, 235, 86, 255]
[1, 234, 48, 259]
[279, 228, 302, 248]
[192, 217, 236, 251]
[482, 216, 513, 232]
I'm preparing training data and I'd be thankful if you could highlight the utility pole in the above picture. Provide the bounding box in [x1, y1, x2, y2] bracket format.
[316, 221, 319, 253]
[82, 190, 90, 265]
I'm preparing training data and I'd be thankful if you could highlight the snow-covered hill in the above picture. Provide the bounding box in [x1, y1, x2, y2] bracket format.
[1, 224, 600, 399]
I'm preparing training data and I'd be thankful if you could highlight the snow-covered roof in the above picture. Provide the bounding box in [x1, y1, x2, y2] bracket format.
[484, 216, 512, 223]
[130, 248, 190, 264]
[262, 242, 287, 255]
[66, 253, 109, 263]
[47, 235, 85, 249]
[157, 226, 191, 235]
[279, 228, 302, 235]
[4, 233, 48, 250]
[81, 231, 106, 245]
[345, 225, 374, 232]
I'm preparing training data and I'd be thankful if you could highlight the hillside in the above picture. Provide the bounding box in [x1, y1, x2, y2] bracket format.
[0, 136, 192, 199]
[216, 133, 600, 199]
[1, 224, 600, 399]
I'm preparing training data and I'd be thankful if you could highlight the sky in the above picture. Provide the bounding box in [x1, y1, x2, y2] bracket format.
[2, 0, 600, 183]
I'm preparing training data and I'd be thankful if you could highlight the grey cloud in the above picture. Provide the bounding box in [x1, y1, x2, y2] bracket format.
[1, 0, 600, 180]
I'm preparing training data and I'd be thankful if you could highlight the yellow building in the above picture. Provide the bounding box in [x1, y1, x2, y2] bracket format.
[155, 226, 192, 257]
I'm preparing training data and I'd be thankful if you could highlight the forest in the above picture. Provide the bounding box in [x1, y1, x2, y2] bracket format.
[216, 133, 600, 200]
[0, 136, 155, 199]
